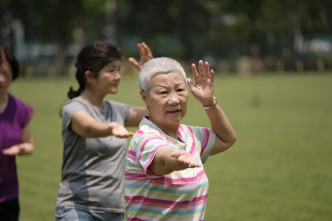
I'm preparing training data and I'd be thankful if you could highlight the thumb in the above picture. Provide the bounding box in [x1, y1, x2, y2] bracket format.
[128, 57, 139, 68]
[186, 78, 195, 92]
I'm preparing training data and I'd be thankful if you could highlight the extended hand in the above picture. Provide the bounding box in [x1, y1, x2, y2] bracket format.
[2, 145, 21, 156]
[171, 150, 202, 168]
[109, 122, 134, 138]
[128, 42, 153, 71]
[187, 60, 215, 106]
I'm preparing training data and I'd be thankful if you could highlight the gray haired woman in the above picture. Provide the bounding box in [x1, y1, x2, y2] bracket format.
[124, 57, 237, 221]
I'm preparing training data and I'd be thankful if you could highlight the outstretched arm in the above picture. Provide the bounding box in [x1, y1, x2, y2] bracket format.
[125, 106, 149, 127]
[128, 42, 153, 71]
[187, 60, 237, 155]
[148, 148, 202, 176]
[71, 111, 134, 138]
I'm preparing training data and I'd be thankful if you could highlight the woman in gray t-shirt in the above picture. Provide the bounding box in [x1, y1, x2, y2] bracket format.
[55, 41, 152, 221]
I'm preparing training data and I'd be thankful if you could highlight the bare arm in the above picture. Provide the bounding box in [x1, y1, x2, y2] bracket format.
[2, 123, 34, 156]
[148, 148, 202, 176]
[187, 60, 237, 156]
[125, 106, 149, 127]
[204, 104, 237, 155]
[71, 110, 134, 138]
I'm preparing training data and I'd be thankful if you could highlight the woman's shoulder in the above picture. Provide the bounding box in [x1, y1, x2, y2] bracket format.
[8, 93, 33, 112]
[135, 118, 170, 140]
[104, 100, 131, 118]
[179, 124, 214, 138]
[104, 100, 131, 110]
[61, 97, 92, 116]
[63, 97, 89, 108]
[8, 93, 33, 122]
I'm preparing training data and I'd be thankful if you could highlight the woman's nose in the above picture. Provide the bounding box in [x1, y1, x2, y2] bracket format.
[113, 71, 121, 79]
[168, 92, 180, 104]
[0, 73, 5, 82]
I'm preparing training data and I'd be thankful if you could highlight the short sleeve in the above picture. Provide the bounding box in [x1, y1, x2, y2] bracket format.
[190, 126, 217, 164]
[22, 104, 33, 128]
[61, 100, 87, 130]
[106, 101, 131, 123]
[13, 95, 34, 129]
[133, 131, 170, 177]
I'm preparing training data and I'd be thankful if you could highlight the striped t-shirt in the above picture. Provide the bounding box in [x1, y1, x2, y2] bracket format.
[124, 117, 217, 221]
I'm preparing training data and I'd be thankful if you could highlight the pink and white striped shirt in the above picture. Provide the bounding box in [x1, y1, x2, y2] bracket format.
[124, 117, 216, 221]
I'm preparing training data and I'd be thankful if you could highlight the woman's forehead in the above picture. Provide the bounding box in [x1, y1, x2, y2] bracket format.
[151, 71, 185, 83]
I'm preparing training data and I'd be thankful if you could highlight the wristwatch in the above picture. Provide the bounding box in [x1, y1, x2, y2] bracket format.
[203, 97, 217, 109]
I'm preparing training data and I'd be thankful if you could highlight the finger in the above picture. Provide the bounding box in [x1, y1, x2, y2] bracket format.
[210, 69, 215, 82]
[137, 43, 144, 57]
[186, 78, 196, 93]
[204, 61, 210, 77]
[142, 42, 152, 56]
[191, 63, 199, 81]
[128, 57, 139, 68]
[170, 150, 186, 158]
[117, 133, 133, 138]
[187, 161, 202, 168]
[190, 162, 202, 167]
[2, 148, 17, 156]
[198, 60, 205, 78]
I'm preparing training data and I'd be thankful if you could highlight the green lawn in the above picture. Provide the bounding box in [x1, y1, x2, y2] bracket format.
[10, 72, 332, 221]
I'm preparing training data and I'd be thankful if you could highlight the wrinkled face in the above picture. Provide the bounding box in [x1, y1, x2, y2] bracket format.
[0, 61, 13, 94]
[93, 59, 121, 95]
[141, 71, 188, 132]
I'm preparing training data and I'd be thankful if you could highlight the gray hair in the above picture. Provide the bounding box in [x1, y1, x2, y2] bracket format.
[138, 57, 187, 95]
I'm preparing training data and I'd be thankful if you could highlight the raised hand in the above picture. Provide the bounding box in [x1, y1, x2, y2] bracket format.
[187, 60, 215, 106]
[109, 122, 134, 138]
[128, 42, 153, 71]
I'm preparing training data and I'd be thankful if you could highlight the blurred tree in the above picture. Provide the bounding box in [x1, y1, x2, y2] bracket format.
[1, 0, 108, 74]
[117, 0, 213, 60]
[30, 0, 109, 75]
[0, 0, 32, 47]
[1, 0, 332, 74]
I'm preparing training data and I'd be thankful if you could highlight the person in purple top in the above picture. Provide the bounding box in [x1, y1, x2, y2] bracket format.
[0, 47, 34, 221]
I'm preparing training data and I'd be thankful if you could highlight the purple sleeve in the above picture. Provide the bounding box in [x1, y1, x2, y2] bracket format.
[14, 96, 34, 128]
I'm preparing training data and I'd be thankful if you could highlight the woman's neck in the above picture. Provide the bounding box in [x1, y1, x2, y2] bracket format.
[151, 118, 179, 140]
[80, 90, 104, 108]
[0, 92, 8, 113]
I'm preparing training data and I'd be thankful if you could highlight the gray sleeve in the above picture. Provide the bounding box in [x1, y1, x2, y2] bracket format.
[61, 100, 88, 130]
[107, 101, 131, 123]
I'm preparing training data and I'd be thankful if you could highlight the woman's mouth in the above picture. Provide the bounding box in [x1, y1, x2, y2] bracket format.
[166, 106, 181, 113]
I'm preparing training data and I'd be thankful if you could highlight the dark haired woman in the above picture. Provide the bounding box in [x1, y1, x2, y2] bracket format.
[0, 47, 34, 221]
[55, 41, 151, 221]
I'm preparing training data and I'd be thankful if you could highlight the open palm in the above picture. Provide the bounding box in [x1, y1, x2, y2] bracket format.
[187, 60, 215, 106]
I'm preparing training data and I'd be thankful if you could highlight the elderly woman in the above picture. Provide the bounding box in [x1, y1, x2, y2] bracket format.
[124, 57, 237, 220]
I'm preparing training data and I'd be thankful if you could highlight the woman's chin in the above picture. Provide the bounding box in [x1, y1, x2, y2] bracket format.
[109, 88, 118, 94]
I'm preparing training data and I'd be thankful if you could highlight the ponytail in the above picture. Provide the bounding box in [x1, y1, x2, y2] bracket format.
[67, 86, 83, 99]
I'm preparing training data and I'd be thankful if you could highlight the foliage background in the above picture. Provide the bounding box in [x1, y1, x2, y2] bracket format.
[1, 0, 332, 75]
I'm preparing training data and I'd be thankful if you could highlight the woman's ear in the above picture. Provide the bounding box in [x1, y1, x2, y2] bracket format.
[140, 90, 149, 107]
[85, 70, 94, 84]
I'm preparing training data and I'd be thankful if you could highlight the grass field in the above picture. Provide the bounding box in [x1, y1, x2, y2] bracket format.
[10, 72, 332, 221]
